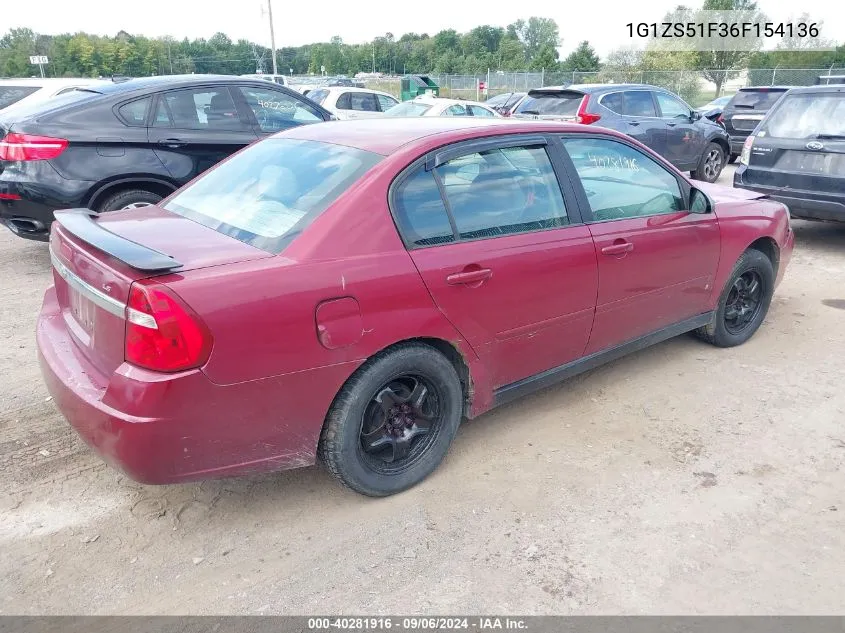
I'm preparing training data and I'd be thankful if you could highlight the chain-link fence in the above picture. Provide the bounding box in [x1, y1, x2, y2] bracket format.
[354, 67, 844, 106]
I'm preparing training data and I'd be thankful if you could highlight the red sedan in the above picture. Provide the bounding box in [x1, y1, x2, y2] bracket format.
[37, 118, 794, 496]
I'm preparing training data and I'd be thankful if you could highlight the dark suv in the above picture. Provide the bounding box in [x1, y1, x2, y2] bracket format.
[734, 85, 845, 222]
[0, 75, 333, 241]
[511, 84, 730, 182]
[721, 86, 791, 162]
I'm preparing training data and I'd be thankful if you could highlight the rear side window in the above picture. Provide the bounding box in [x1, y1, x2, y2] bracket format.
[759, 93, 845, 139]
[622, 91, 656, 117]
[392, 169, 455, 247]
[436, 145, 568, 239]
[0, 86, 40, 110]
[469, 105, 495, 117]
[515, 92, 583, 116]
[376, 94, 398, 111]
[600, 92, 624, 114]
[730, 89, 787, 110]
[164, 139, 381, 253]
[118, 98, 150, 126]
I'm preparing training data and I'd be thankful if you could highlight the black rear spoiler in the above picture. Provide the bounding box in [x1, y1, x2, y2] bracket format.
[53, 209, 182, 272]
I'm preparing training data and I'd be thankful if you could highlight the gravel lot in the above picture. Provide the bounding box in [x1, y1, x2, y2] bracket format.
[1, 165, 843, 614]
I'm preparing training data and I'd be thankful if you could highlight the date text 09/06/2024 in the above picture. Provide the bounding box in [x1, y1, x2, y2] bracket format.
[626, 21, 819, 39]
[307, 617, 528, 630]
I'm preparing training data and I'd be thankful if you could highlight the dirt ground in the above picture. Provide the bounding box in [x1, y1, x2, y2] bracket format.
[1, 165, 843, 615]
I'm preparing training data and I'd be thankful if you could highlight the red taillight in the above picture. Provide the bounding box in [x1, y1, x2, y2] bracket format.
[575, 95, 601, 125]
[0, 133, 69, 161]
[124, 281, 212, 373]
[0, 192, 21, 200]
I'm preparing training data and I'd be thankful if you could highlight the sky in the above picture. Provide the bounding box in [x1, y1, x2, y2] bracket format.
[7, 0, 845, 58]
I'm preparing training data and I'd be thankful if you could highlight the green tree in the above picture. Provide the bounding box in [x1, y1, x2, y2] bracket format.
[561, 41, 600, 71]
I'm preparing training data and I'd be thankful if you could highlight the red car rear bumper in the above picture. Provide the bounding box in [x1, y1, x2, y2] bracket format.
[37, 287, 361, 484]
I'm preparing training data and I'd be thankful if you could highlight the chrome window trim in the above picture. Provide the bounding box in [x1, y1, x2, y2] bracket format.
[49, 247, 126, 319]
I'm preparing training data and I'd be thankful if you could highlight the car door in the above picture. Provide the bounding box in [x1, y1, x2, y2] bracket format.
[391, 136, 598, 389]
[655, 91, 704, 170]
[619, 90, 667, 156]
[148, 85, 258, 186]
[234, 83, 327, 135]
[559, 135, 720, 355]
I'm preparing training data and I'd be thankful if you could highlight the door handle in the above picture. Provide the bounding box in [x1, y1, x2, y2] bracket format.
[666, 122, 678, 127]
[601, 241, 634, 256]
[157, 138, 187, 148]
[446, 268, 493, 286]
[628, 121, 641, 127]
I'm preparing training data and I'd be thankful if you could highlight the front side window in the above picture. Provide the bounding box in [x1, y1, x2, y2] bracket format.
[237, 86, 323, 132]
[160, 88, 243, 130]
[164, 139, 381, 253]
[656, 92, 691, 119]
[563, 137, 684, 221]
[435, 145, 568, 240]
[469, 105, 495, 117]
[376, 94, 398, 111]
[622, 91, 656, 117]
[307, 89, 329, 106]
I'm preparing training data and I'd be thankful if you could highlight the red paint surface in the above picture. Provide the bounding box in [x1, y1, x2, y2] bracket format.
[38, 119, 795, 484]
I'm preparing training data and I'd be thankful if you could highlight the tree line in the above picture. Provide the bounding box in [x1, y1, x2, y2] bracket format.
[2, 2, 843, 81]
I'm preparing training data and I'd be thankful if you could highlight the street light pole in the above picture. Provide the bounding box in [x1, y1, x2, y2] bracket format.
[267, 0, 278, 75]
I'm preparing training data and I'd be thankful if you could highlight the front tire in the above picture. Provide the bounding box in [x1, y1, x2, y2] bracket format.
[319, 343, 463, 497]
[695, 249, 775, 347]
[691, 142, 725, 183]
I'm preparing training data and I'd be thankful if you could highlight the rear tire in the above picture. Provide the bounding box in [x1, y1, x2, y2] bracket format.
[691, 142, 725, 183]
[319, 343, 463, 497]
[695, 249, 774, 348]
[97, 189, 163, 212]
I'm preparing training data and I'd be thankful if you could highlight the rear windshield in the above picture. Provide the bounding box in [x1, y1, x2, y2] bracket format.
[164, 138, 381, 253]
[383, 101, 432, 117]
[515, 92, 583, 116]
[0, 86, 40, 110]
[730, 89, 787, 110]
[759, 93, 845, 139]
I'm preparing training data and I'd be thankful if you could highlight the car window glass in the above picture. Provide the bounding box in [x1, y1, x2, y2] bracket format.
[308, 89, 329, 105]
[562, 138, 684, 221]
[152, 98, 172, 127]
[237, 86, 322, 132]
[656, 92, 690, 118]
[0, 86, 40, 109]
[600, 92, 624, 114]
[435, 145, 568, 240]
[445, 104, 468, 116]
[469, 105, 495, 117]
[348, 92, 378, 112]
[730, 90, 786, 110]
[118, 97, 150, 126]
[376, 94, 398, 111]
[161, 89, 242, 130]
[622, 91, 656, 117]
[392, 169, 455, 247]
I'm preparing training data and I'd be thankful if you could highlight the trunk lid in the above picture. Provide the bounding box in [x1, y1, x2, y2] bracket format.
[49, 207, 272, 378]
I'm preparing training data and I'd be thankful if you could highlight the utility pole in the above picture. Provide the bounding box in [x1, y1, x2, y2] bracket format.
[372, 42, 375, 73]
[267, 0, 278, 75]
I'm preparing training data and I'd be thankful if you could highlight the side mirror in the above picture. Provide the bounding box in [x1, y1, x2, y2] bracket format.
[690, 187, 711, 213]
[690, 110, 702, 122]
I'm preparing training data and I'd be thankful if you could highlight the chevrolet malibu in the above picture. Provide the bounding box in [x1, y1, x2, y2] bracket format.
[38, 118, 794, 497]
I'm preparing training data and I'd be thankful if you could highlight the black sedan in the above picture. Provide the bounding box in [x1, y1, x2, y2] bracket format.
[0, 74, 333, 241]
